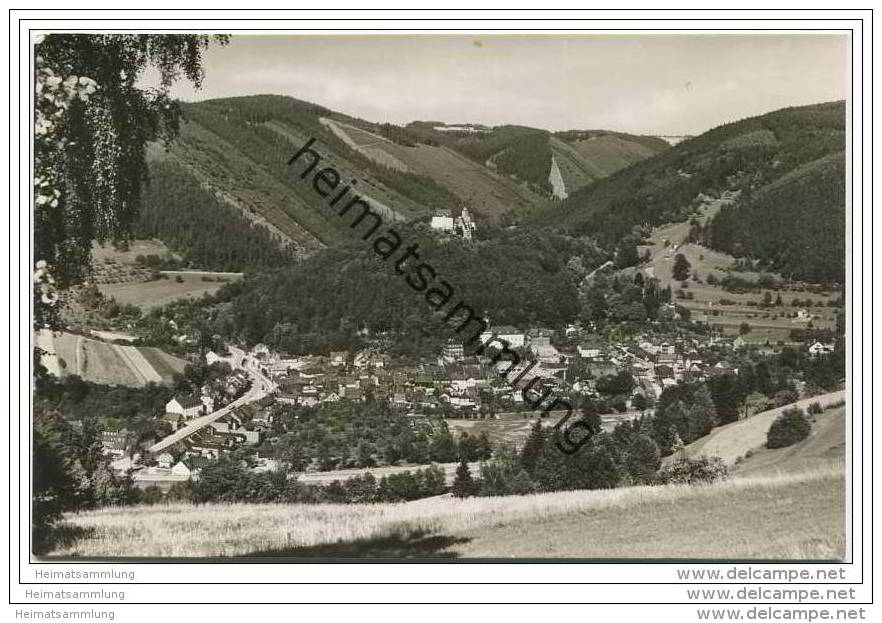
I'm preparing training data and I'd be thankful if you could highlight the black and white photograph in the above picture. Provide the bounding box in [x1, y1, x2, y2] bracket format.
[28, 28, 852, 565]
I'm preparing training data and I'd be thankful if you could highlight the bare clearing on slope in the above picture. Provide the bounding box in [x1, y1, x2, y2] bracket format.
[550, 134, 665, 194]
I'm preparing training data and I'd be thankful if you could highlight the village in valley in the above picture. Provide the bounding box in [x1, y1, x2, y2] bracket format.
[34, 174, 844, 509]
[75, 216, 840, 493]
[30, 32, 849, 560]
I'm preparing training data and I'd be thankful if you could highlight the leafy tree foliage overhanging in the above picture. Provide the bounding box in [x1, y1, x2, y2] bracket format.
[34, 34, 228, 326]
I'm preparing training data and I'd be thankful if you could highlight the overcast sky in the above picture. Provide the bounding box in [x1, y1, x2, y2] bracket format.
[155, 33, 849, 136]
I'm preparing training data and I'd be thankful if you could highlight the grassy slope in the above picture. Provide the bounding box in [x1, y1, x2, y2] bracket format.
[48, 393, 847, 560]
[49, 466, 843, 559]
[733, 406, 845, 478]
[48, 396, 846, 559]
[451, 469, 843, 559]
[676, 391, 845, 466]
[54, 396, 845, 560]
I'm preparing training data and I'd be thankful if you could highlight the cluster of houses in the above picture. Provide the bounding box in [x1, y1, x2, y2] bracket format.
[160, 367, 250, 432]
[250, 323, 579, 414]
[115, 400, 266, 489]
[615, 336, 724, 399]
[100, 317, 837, 488]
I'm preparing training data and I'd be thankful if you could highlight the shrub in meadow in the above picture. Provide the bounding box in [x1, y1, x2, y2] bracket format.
[766, 407, 812, 448]
[657, 456, 729, 485]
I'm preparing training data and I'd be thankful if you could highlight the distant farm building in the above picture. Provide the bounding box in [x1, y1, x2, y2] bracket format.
[430, 207, 477, 240]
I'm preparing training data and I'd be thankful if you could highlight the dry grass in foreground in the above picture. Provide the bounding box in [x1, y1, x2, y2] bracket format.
[47, 463, 844, 560]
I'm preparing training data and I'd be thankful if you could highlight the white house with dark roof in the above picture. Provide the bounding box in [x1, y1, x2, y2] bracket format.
[165, 395, 205, 420]
[479, 325, 525, 348]
[577, 343, 602, 359]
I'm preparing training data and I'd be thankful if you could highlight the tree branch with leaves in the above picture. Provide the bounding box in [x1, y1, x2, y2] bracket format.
[33, 33, 229, 327]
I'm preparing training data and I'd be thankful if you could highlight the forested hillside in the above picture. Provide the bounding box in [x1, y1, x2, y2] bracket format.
[136, 160, 296, 272]
[142, 96, 843, 285]
[709, 152, 846, 283]
[400, 122, 668, 196]
[452, 125, 554, 192]
[550, 131, 670, 194]
[207, 227, 596, 354]
[141, 94, 668, 262]
[542, 101, 846, 283]
[151, 95, 467, 254]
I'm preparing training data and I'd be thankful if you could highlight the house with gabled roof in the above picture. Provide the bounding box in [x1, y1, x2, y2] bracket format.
[165, 394, 205, 420]
[479, 325, 525, 348]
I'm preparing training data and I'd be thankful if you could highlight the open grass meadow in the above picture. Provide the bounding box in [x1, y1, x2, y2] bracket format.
[676, 392, 845, 466]
[46, 463, 844, 560]
[97, 272, 235, 310]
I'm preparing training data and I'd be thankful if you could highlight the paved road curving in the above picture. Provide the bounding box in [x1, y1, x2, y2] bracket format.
[147, 361, 275, 455]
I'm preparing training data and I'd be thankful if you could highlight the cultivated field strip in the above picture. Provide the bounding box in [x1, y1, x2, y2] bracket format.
[138, 347, 187, 379]
[45, 332, 185, 387]
[319, 118, 412, 172]
[263, 119, 408, 223]
[115, 345, 163, 385]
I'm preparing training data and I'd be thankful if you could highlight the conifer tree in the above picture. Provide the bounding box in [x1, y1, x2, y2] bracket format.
[687, 384, 719, 440]
[452, 460, 476, 498]
[520, 419, 547, 475]
[625, 434, 662, 484]
[672, 253, 692, 281]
